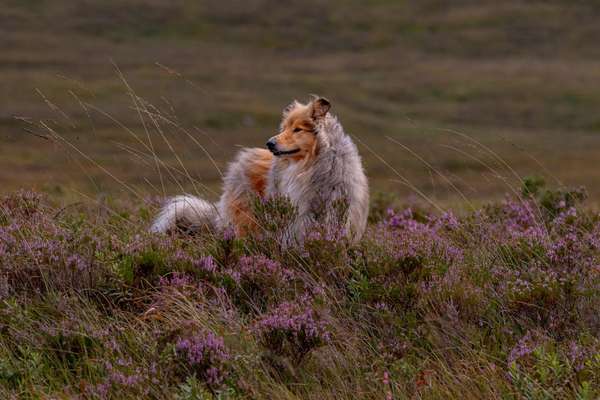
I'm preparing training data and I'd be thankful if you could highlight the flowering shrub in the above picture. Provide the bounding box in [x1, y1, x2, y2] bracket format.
[0, 186, 599, 398]
[351, 207, 463, 310]
[253, 299, 331, 363]
[90, 358, 160, 399]
[506, 331, 600, 399]
[301, 220, 353, 282]
[225, 255, 294, 311]
[382, 207, 463, 265]
[472, 197, 600, 333]
[175, 330, 230, 388]
[117, 233, 225, 290]
[0, 191, 113, 296]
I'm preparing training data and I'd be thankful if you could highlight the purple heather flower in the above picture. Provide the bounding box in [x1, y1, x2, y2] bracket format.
[175, 330, 230, 387]
[159, 272, 192, 288]
[567, 341, 587, 372]
[222, 226, 235, 241]
[507, 331, 537, 365]
[375, 207, 464, 265]
[254, 299, 331, 360]
[194, 255, 217, 273]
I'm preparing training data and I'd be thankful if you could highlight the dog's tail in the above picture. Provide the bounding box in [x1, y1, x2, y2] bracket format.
[150, 195, 218, 233]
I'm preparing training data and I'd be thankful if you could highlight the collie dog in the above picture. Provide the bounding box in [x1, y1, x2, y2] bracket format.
[151, 96, 369, 245]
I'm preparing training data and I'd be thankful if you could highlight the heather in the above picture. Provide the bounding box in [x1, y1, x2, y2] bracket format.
[0, 183, 599, 399]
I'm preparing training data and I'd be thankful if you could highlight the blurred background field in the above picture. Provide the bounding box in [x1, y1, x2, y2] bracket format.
[3, 0, 600, 207]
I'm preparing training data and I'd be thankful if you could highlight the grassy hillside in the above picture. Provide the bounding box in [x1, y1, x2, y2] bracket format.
[0, 184, 599, 398]
[3, 3, 600, 399]
[3, 1, 600, 206]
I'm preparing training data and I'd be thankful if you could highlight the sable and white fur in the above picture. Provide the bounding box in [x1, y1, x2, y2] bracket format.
[151, 97, 369, 245]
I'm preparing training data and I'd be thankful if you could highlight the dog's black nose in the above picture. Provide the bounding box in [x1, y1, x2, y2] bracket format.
[266, 140, 276, 150]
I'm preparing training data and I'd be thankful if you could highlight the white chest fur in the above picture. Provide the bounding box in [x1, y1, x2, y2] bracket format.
[271, 161, 310, 205]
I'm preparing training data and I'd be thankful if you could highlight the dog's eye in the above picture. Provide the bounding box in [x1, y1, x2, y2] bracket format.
[293, 127, 302, 133]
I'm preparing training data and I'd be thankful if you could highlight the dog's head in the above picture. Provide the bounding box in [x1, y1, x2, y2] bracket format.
[266, 97, 331, 160]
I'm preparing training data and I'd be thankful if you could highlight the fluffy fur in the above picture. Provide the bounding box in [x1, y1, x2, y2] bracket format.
[151, 96, 369, 245]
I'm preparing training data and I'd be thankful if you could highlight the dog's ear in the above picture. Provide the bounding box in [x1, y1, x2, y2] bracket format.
[311, 97, 331, 120]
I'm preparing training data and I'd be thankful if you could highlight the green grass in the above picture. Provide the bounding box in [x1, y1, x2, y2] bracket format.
[3, 1, 600, 207]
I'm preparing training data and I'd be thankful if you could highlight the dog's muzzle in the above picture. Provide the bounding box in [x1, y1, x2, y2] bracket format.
[266, 138, 300, 156]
